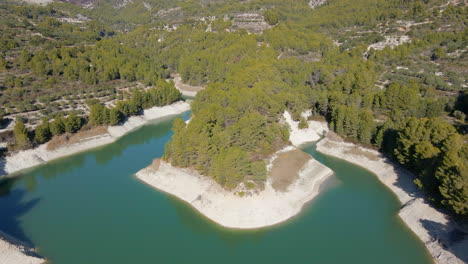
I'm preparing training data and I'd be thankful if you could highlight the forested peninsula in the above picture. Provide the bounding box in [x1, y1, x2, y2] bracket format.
[0, 0, 467, 263]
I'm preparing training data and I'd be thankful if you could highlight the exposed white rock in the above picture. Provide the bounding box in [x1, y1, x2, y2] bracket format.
[283, 111, 328, 147]
[316, 132, 467, 264]
[136, 154, 333, 229]
[308, 0, 326, 9]
[368, 35, 411, 51]
[1, 101, 190, 178]
[16, 0, 53, 5]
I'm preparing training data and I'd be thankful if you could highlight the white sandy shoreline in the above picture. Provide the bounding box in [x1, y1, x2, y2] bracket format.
[136, 154, 333, 229]
[135, 111, 334, 229]
[316, 132, 467, 264]
[2, 104, 464, 264]
[0, 231, 45, 264]
[0, 101, 190, 178]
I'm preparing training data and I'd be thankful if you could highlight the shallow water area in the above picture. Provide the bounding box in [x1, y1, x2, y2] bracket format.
[0, 112, 433, 264]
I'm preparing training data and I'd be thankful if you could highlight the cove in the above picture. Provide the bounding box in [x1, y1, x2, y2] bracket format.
[0, 111, 433, 264]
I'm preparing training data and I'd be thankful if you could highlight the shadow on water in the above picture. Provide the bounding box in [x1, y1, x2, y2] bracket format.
[306, 142, 467, 263]
[0, 159, 5, 178]
[4, 113, 183, 188]
[0, 113, 184, 248]
[0, 179, 40, 246]
[420, 219, 468, 262]
[8, 154, 88, 194]
[0, 146, 7, 177]
[92, 116, 175, 166]
[354, 152, 468, 263]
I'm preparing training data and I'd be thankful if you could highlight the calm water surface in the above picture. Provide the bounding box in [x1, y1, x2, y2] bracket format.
[0, 112, 433, 264]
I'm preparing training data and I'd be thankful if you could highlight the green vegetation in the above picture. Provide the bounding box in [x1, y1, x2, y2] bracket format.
[162, 0, 467, 216]
[50, 116, 65, 136]
[64, 113, 82, 133]
[13, 120, 31, 149]
[264, 9, 280, 25]
[9, 83, 180, 150]
[90, 83, 181, 126]
[0, 0, 466, 216]
[298, 117, 309, 129]
[34, 119, 52, 144]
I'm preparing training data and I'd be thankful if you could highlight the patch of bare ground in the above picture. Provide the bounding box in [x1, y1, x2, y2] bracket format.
[344, 146, 380, 161]
[149, 159, 161, 171]
[170, 74, 205, 96]
[270, 149, 312, 192]
[324, 131, 344, 142]
[309, 0, 326, 9]
[231, 13, 272, 34]
[46, 126, 108, 151]
[320, 136, 379, 162]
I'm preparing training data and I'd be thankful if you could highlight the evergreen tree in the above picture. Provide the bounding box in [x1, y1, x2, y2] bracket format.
[13, 121, 30, 148]
[89, 103, 107, 125]
[0, 109, 5, 125]
[65, 113, 82, 133]
[435, 134, 468, 215]
[357, 110, 375, 144]
[298, 117, 309, 129]
[0, 55, 7, 71]
[108, 108, 122, 126]
[18, 49, 30, 69]
[50, 116, 65, 136]
[264, 9, 280, 25]
[34, 120, 51, 144]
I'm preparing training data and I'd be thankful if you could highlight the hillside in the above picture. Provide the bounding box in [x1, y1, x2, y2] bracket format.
[0, 0, 466, 220]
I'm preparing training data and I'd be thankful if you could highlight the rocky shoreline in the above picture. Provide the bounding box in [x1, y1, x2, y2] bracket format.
[2, 106, 465, 263]
[136, 150, 333, 229]
[135, 111, 334, 229]
[0, 231, 45, 264]
[0, 101, 190, 178]
[316, 132, 467, 264]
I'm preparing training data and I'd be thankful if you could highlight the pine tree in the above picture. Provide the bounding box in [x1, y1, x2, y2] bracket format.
[34, 120, 51, 144]
[13, 121, 30, 148]
[19, 49, 30, 69]
[435, 134, 468, 215]
[50, 116, 65, 136]
[108, 108, 122, 126]
[65, 113, 81, 133]
[357, 110, 375, 144]
[298, 117, 309, 129]
[0, 109, 5, 125]
[0, 55, 7, 71]
[89, 104, 107, 125]
[264, 10, 280, 25]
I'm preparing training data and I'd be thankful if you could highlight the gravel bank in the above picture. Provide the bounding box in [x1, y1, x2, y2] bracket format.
[0, 101, 190, 178]
[316, 132, 467, 264]
[136, 148, 333, 229]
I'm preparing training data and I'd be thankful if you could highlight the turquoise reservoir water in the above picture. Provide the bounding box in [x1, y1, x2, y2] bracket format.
[0, 112, 433, 264]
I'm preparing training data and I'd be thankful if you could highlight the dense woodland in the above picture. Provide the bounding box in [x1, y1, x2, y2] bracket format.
[0, 0, 466, 217]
